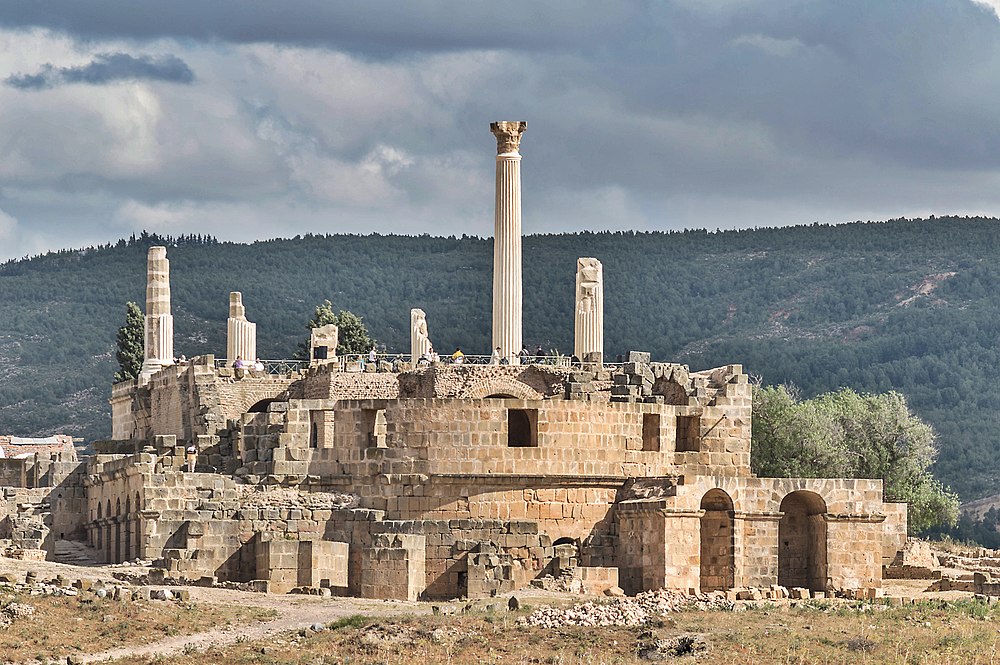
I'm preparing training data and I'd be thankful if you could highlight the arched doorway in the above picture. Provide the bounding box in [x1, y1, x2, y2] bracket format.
[124, 497, 132, 561]
[134, 492, 142, 558]
[247, 399, 275, 413]
[104, 500, 112, 563]
[114, 498, 122, 564]
[700, 489, 735, 591]
[95, 502, 103, 550]
[778, 491, 828, 591]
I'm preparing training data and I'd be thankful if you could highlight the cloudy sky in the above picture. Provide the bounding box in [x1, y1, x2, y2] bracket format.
[1, 0, 1000, 260]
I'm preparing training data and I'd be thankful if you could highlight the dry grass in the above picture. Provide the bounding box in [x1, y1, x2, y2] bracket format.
[0, 592, 276, 663]
[105, 598, 1000, 665]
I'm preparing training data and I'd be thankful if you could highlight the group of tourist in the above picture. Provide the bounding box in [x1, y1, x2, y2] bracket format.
[489, 344, 546, 365]
[417, 347, 439, 365]
[233, 357, 265, 372]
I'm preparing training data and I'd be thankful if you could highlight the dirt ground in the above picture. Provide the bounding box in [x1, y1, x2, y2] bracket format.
[2, 556, 999, 665]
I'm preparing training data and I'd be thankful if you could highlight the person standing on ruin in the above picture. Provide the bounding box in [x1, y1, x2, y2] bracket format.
[519, 346, 531, 364]
[368, 345, 377, 365]
[490, 346, 501, 364]
[185, 445, 197, 473]
[535, 345, 544, 363]
[233, 356, 247, 380]
[452, 347, 465, 364]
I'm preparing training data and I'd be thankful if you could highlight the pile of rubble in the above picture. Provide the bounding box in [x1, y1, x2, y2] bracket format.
[234, 485, 358, 510]
[518, 589, 734, 627]
[0, 602, 34, 629]
[0, 571, 191, 603]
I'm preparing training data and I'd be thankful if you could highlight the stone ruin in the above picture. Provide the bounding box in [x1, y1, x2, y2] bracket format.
[0, 436, 84, 559]
[0, 122, 908, 601]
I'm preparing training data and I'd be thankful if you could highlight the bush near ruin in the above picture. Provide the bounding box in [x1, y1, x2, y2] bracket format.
[752, 385, 959, 533]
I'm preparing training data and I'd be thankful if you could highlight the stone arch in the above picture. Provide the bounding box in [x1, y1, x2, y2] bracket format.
[124, 496, 132, 561]
[134, 491, 142, 559]
[95, 502, 103, 551]
[778, 491, 828, 591]
[247, 398, 276, 413]
[104, 499, 112, 563]
[463, 376, 543, 400]
[699, 489, 735, 591]
[652, 377, 690, 405]
[221, 383, 292, 421]
[114, 498, 122, 564]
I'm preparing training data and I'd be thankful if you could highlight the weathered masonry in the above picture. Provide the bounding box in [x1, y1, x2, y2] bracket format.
[0, 122, 907, 600]
[93, 351, 903, 598]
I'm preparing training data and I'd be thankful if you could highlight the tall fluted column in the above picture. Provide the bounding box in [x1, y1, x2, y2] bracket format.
[574, 257, 604, 368]
[139, 246, 174, 384]
[226, 291, 257, 366]
[490, 121, 527, 364]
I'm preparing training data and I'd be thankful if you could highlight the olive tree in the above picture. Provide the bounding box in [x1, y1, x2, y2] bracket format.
[752, 384, 959, 533]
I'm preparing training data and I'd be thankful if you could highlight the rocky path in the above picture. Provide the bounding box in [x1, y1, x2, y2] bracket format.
[0, 557, 428, 664]
[74, 588, 429, 663]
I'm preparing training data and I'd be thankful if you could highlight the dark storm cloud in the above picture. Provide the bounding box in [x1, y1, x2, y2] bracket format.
[6, 53, 194, 90]
[0, 1, 639, 55]
[3, 0, 1000, 260]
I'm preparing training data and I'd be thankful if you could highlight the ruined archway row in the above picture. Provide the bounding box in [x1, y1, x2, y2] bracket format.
[87, 474, 144, 564]
[616, 478, 903, 595]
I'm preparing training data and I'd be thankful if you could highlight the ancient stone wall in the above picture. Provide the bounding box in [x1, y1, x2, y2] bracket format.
[617, 476, 889, 595]
[0, 457, 86, 558]
[0, 459, 26, 488]
[320, 394, 749, 482]
[113, 357, 298, 444]
[882, 502, 909, 562]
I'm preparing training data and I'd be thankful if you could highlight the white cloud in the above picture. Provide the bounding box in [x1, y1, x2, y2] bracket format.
[113, 200, 191, 230]
[970, 0, 1000, 21]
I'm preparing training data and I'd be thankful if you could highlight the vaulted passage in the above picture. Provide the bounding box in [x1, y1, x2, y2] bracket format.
[699, 489, 735, 591]
[778, 491, 828, 591]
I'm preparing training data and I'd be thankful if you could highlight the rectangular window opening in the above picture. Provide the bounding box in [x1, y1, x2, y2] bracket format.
[507, 408, 538, 447]
[676, 415, 701, 452]
[309, 410, 332, 449]
[642, 413, 661, 452]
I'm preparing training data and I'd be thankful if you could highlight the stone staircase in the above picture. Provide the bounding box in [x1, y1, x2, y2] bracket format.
[53, 539, 103, 566]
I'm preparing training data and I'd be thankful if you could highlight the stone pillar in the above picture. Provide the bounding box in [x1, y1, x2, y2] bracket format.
[139, 246, 174, 384]
[574, 257, 603, 367]
[309, 325, 339, 366]
[226, 291, 257, 366]
[410, 308, 432, 362]
[490, 121, 527, 364]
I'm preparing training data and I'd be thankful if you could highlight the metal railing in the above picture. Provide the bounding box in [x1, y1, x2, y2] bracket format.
[210, 354, 604, 374]
[343, 353, 574, 368]
[214, 359, 308, 374]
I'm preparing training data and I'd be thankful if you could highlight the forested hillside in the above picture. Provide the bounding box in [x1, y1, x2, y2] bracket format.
[1, 218, 998, 500]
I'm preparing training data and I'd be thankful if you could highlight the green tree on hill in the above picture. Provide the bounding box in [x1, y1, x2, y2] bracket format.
[114, 301, 144, 383]
[295, 300, 375, 359]
[752, 384, 959, 533]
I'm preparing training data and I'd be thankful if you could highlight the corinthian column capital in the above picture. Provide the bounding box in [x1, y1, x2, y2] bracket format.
[490, 121, 527, 154]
